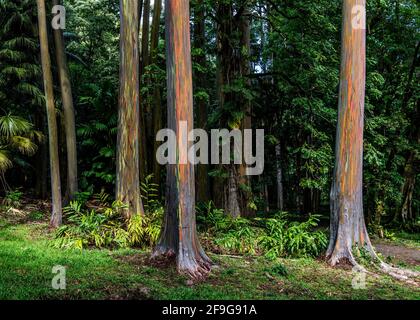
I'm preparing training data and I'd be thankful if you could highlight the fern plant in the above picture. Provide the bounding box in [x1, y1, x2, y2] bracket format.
[53, 191, 163, 250]
[140, 174, 161, 212]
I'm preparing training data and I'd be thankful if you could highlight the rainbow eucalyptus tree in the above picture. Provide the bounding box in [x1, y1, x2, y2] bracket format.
[36, 0, 62, 228]
[327, 0, 373, 266]
[116, 0, 144, 218]
[153, 0, 212, 279]
[328, 1, 420, 281]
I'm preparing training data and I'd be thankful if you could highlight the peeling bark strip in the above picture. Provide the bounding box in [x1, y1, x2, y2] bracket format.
[153, 0, 211, 279]
[36, 0, 63, 228]
[116, 0, 144, 218]
[328, 0, 373, 265]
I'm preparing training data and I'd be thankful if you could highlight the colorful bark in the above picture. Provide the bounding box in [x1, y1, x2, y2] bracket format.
[328, 0, 373, 265]
[116, 0, 144, 218]
[52, 0, 78, 202]
[154, 0, 211, 278]
[36, 0, 63, 227]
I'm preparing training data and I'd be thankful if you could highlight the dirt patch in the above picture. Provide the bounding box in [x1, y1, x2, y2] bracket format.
[374, 242, 420, 266]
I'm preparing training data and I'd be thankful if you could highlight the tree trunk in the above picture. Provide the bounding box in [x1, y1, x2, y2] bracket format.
[193, 0, 209, 204]
[275, 143, 284, 211]
[153, 0, 211, 279]
[142, 0, 153, 178]
[36, 0, 62, 228]
[151, 0, 163, 186]
[238, 5, 254, 217]
[138, 0, 150, 183]
[34, 111, 48, 199]
[116, 0, 144, 219]
[140, 0, 151, 79]
[400, 151, 417, 223]
[52, 0, 78, 202]
[216, 2, 249, 217]
[327, 0, 374, 266]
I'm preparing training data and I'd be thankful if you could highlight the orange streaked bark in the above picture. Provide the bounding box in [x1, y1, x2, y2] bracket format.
[327, 0, 374, 265]
[153, 0, 211, 279]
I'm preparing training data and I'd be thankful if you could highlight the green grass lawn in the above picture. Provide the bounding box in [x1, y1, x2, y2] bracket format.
[0, 218, 419, 300]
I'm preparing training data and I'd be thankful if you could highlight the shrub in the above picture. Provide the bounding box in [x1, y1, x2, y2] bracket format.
[52, 190, 163, 250]
[258, 213, 328, 259]
[2, 189, 23, 208]
[197, 203, 328, 259]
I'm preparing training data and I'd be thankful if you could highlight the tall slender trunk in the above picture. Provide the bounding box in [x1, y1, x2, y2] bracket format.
[138, 0, 149, 183]
[153, 0, 211, 279]
[151, 0, 163, 186]
[400, 151, 417, 223]
[216, 2, 245, 217]
[35, 111, 48, 199]
[140, 0, 151, 79]
[193, 0, 209, 203]
[240, 6, 254, 217]
[275, 143, 284, 211]
[52, 0, 78, 202]
[327, 0, 373, 266]
[399, 100, 420, 223]
[36, 0, 62, 228]
[117, 0, 144, 218]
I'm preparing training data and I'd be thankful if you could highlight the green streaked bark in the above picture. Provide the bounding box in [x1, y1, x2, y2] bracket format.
[116, 0, 145, 218]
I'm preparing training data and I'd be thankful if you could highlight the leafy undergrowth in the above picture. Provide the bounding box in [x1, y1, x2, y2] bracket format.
[50, 196, 328, 260]
[0, 219, 419, 300]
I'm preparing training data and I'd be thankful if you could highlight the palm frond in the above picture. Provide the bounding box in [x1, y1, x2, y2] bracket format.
[10, 136, 37, 155]
[0, 149, 12, 172]
[0, 114, 33, 138]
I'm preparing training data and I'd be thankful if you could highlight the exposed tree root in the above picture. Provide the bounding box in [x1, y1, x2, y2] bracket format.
[328, 245, 419, 286]
[378, 261, 419, 285]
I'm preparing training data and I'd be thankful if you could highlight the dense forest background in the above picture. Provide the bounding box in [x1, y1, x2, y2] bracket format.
[0, 0, 419, 284]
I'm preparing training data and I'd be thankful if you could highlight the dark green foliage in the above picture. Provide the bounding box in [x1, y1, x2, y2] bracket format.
[53, 190, 163, 250]
[197, 202, 328, 258]
[2, 189, 23, 208]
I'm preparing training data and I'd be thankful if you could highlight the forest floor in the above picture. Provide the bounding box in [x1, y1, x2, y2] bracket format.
[0, 208, 419, 300]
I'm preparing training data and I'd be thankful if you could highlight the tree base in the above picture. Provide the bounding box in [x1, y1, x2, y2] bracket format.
[327, 243, 419, 285]
[152, 244, 212, 281]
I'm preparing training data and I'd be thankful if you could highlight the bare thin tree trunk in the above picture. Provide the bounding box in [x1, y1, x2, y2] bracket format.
[153, 0, 211, 279]
[52, 0, 78, 202]
[151, 0, 163, 186]
[117, 0, 144, 218]
[238, 5, 254, 217]
[275, 143, 284, 211]
[193, 0, 209, 204]
[36, 0, 62, 227]
[140, 0, 152, 179]
[35, 111, 48, 199]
